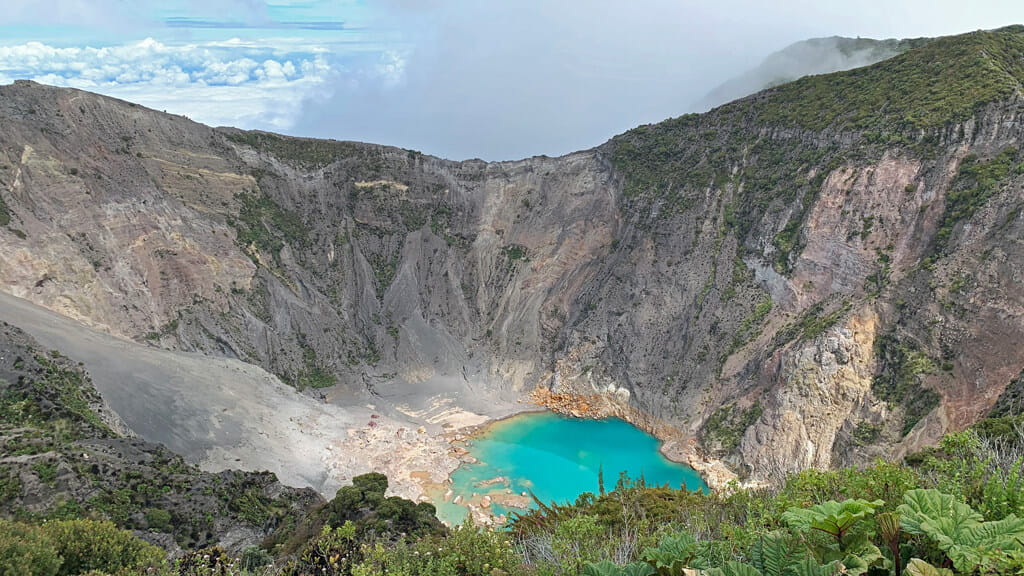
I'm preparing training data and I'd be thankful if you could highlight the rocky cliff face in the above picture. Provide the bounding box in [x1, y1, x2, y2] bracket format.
[2, 27, 1023, 483]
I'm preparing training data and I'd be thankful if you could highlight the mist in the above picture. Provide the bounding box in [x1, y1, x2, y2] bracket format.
[292, 0, 1024, 161]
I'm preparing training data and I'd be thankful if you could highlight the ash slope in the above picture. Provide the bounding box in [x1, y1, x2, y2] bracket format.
[2, 26, 1024, 482]
[0, 317, 323, 553]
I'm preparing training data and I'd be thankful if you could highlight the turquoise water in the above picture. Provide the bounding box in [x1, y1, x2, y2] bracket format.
[434, 411, 706, 525]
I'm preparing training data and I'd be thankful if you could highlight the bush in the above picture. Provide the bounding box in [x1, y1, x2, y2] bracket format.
[0, 519, 61, 576]
[144, 508, 173, 532]
[40, 519, 165, 575]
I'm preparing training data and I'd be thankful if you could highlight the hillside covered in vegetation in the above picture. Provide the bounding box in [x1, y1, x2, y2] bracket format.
[1, 320, 1022, 575]
[1, 23, 1024, 576]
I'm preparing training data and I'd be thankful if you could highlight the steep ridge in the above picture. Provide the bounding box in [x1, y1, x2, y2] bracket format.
[693, 35, 932, 111]
[1, 27, 1023, 484]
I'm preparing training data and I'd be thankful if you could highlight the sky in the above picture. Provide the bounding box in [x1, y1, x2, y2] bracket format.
[1, 1, 1023, 160]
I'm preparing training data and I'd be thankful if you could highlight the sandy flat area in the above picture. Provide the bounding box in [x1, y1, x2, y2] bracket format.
[0, 291, 520, 501]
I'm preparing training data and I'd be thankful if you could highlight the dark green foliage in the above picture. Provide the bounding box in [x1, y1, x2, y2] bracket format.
[934, 146, 1020, 254]
[772, 218, 803, 274]
[0, 470, 21, 504]
[872, 333, 941, 435]
[899, 488, 1024, 573]
[232, 190, 309, 264]
[0, 519, 61, 576]
[0, 519, 163, 576]
[43, 519, 165, 575]
[0, 193, 10, 226]
[773, 300, 852, 346]
[852, 422, 881, 446]
[702, 403, 763, 453]
[321, 473, 442, 539]
[144, 507, 172, 532]
[31, 460, 57, 485]
[727, 296, 773, 355]
[750, 28, 1024, 133]
[0, 326, 322, 553]
[297, 365, 337, 390]
[502, 243, 528, 262]
[241, 544, 274, 571]
[272, 472, 444, 559]
[226, 130, 366, 168]
[611, 114, 841, 253]
[971, 415, 1024, 443]
[0, 349, 112, 454]
[296, 344, 336, 390]
[907, 429, 1024, 523]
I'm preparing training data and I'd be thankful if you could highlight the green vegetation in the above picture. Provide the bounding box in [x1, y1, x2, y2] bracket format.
[750, 27, 1024, 133]
[727, 295, 773, 355]
[0, 327, 321, 552]
[0, 192, 10, 226]
[773, 300, 853, 346]
[296, 344, 337, 390]
[144, 317, 179, 341]
[226, 131, 368, 168]
[503, 243, 529, 262]
[702, 403, 764, 453]
[0, 518, 164, 576]
[853, 421, 883, 446]
[934, 147, 1021, 254]
[988, 370, 1024, 419]
[608, 27, 1024, 290]
[231, 190, 309, 264]
[2, 420, 1024, 576]
[872, 333, 942, 436]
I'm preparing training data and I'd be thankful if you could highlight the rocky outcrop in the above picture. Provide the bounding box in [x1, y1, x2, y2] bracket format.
[2, 28, 1024, 484]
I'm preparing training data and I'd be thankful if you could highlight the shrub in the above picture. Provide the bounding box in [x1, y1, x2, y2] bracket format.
[40, 519, 164, 575]
[145, 508, 173, 532]
[0, 519, 61, 576]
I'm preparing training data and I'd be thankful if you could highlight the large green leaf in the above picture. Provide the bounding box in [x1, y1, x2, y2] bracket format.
[902, 558, 953, 576]
[582, 561, 625, 576]
[898, 489, 1024, 572]
[782, 557, 843, 576]
[960, 514, 1024, 547]
[898, 489, 982, 538]
[749, 532, 801, 576]
[620, 563, 659, 576]
[782, 499, 883, 544]
[704, 561, 764, 576]
[641, 531, 706, 574]
[582, 561, 657, 576]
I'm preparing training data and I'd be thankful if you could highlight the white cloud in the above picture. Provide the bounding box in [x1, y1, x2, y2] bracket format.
[0, 38, 332, 130]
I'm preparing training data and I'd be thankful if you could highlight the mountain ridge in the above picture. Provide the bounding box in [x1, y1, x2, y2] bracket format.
[0, 26, 1023, 492]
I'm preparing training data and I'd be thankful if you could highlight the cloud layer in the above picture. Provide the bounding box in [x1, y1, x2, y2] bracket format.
[4, 1, 1024, 160]
[294, 0, 1024, 160]
[0, 38, 331, 129]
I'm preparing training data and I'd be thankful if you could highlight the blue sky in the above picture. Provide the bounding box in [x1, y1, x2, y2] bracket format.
[3, 1, 1024, 160]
